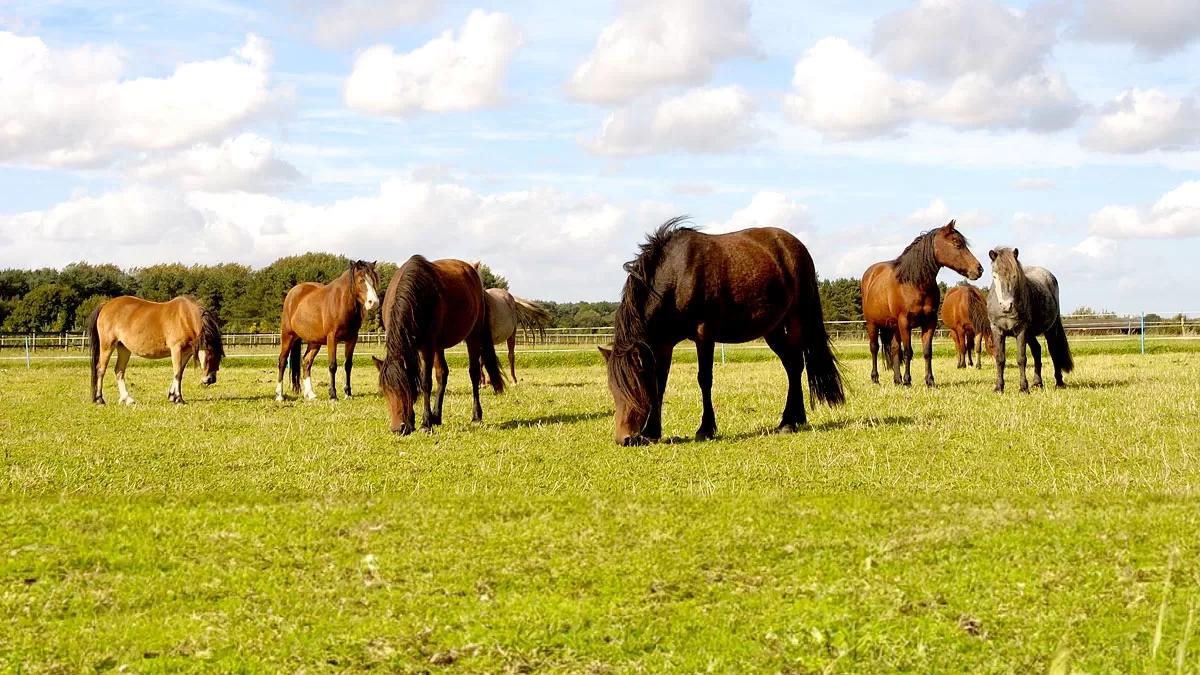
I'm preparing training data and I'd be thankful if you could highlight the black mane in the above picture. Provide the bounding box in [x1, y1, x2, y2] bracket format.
[615, 215, 695, 345]
[197, 307, 224, 364]
[893, 229, 941, 287]
[379, 256, 437, 402]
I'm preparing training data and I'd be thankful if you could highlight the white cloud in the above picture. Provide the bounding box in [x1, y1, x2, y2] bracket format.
[1013, 177, 1055, 191]
[343, 10, 523, 116]
[1075, 0, 1200, 56]
[1011, 212, 1057, 236]
[782, 38, 928, 141]
[0, 32, 287, 167]
[581, 86, 761, 157]
[566, 0, 753, 104]
[294, 0, 444, 48]
[704, 191, 810, 235]
[1089, 181, 1200, 238]
[131, 133, 303, 192]
[1083, 89, 1200, 154]
[926, 71, 1081, 132]
[903, 198, 992, 231]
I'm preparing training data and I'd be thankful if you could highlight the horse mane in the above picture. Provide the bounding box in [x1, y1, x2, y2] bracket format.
[966, 286, 991, 334]
[610, 215, 695, 413]
[197, 307, 224, 363]
[893, 229, 942, 286]
[379, 256, 437, 402]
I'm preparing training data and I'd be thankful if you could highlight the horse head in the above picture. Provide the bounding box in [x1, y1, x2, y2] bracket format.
[352, 260, 380, 312]
[599, 342, 658, 446]
[933, 220, 984, 281]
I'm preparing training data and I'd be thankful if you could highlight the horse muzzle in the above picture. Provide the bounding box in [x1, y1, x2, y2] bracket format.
[620, 434, 649, 447]
[201, 374, 217, 386]
[969, 265, 983, 280]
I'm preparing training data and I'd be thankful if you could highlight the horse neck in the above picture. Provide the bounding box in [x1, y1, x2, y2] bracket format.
[331, 269, 359, 313]
[614, 278, 669, 347]
[895, 233, 939, 289]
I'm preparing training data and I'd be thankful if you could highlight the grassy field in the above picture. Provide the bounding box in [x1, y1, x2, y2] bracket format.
[3, 341, 1200, 673]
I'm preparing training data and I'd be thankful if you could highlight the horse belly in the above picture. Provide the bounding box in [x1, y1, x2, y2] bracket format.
[117, 331, 172, 359]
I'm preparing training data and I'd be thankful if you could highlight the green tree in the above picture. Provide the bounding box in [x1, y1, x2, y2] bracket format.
[477, 263, 509, 290]
[3, 284, 77, 332]
[74, 295, 111, 331]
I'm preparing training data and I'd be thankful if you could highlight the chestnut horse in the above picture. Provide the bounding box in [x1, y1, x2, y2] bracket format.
[87, 296, 224, 405]
[600, 217, 845, 446]
[478, 285, 552, 386]
[941, 284, 995, 369]
[861, 220, 983, 387]
[277, 260, 379, 401]
[374, 255, 504, 435]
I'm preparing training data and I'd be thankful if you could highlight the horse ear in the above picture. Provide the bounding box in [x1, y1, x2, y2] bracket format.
[988, 249, 998, 261]
[1013, 248, 1019, 260]
[943, 219, 957, 231]
[372, 356, 384, 371]
[470, 259, 481, 270]
[597, 346, 612, 363]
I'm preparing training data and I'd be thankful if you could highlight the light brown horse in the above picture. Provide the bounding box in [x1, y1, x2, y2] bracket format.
[861, 220, 983, 387]
[374, 255, 504, 435]
[941, 284, 995, 369]
[602, 217, 844, 446]
[277, 260, 379, 401]
[87, 296, 224, 405]
[478, 284, 552, 386]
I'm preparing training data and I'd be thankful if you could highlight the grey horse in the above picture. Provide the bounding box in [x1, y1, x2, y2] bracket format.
[987, 247, 1074, 393]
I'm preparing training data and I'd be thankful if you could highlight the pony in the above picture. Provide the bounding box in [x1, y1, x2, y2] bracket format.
[276, 260, 379, 401]
[987, 247, 1074, 392]
[87, 296, 224, 405]
[861, 220, 984, 387]
[477, 285, 553, 386]
[600, 216, 845, 446]
[941, 284, 995, 369]
[374, 255, 504, 435]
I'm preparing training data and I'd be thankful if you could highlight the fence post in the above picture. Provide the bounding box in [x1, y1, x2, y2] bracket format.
[1140, 312, 1145, 355]
[720, 343, 725, 364]
[25, 335, 31, 368]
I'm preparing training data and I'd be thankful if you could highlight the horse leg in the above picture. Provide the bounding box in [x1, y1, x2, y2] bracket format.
[975, 331, 984, 370]
[276, 331, 294, 401]
[922, 323, 935, 388]
[343, 339, 356, 398]
[168, 346, 189, 404]
[765, 321, 807, 433]
[115, 345, 135, 405]
[95, 341, 113, 405]
[642, 344, 673, 441]
[965, 329, 975, 367]
[326, 335, 339, 401]
[896, 317, 912, 386]
[993, 330, 1007, 393]
[694, 340, 717, 441]
[507, 334, 517, 384]
[1015, 329, 1030, 394]
[299, 344, 320, 400]
[432, 350, 449, 425]
[478, 353, 489, 387]
[951, 328, 965, 369]
[467, 340, 485, 423]
[420, 347, 435, 431]
[867, 322, 880, 384]
[1028, 336, 1044, 389]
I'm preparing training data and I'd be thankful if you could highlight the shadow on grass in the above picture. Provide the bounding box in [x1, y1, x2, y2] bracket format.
[499, 411, 609, 429]
[653, 414, 917, 444]
[544, 382, 590, 388]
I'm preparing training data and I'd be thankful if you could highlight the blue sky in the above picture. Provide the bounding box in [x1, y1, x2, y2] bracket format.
[1, 0, 1199, 311]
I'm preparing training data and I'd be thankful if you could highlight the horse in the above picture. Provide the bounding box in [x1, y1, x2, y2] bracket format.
[987, 247, 1074, 393]
[475, 280, 553, 386]
[600, 216, 845, 446]
[941, 284, 995, 369]
[87, 296, 224, 405]
[374, 255, 504, 435]
[276, 260, 380, 402]
[861, 220, 984, 387]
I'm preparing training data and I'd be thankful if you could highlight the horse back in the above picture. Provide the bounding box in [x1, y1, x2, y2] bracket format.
[940, 286, 968, 329]
[282, 274, 357, 341]
[430, 259, 489, 349]
[1023, 266, 1062, 332]
[861, 261, 935, 327]
[98, 296, 201, 358]
[484, 287, 518, 343]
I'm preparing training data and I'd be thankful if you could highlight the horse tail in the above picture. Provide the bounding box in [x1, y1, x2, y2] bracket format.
[878, 326, 896, 369]
[289, 339, 302, 393]
[478, 290, 506, 394]
[1045, 317, 1074, 374]
[87, 300, 105, 400]
[967, 288, 991, 336]
[799, 274, 845, 407]
[512, 295, 552, 344]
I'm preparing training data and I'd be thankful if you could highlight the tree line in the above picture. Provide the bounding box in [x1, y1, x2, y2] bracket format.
[0, 254, 948, 334]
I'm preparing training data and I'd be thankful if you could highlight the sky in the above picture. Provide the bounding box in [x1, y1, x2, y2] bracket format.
[1, 0, 1199, 312]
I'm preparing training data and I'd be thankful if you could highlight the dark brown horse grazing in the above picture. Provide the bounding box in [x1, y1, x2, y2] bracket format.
[861, 220, 984, 387]
[600, 217, 845, 446]
[941, 284, 995, 369]
[277, 260, 379, 401]
[374, 255, 504, 435]
[88, 296, 224, 405]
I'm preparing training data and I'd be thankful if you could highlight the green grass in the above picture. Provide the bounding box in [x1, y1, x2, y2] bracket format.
[3, 344, 1200, 673]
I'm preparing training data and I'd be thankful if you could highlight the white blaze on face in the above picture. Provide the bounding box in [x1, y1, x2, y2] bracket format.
[198, 349, 207, 371]
[364, 278, 380, 311]
[993, 274, 1015, 312]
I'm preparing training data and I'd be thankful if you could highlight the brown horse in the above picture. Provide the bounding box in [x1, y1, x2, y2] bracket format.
[276, 260, 379, 401]
[374, 255, 504, 435]
[87, 296, 224, 405]
[600, 217, 845, 446]
[477, 284, 553, 386]
[941, 284, 995, 369]
[861, 220, 983, 387]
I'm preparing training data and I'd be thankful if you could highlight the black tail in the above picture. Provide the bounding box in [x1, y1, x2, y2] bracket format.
[800, 277, 845, 407]
[878, 326, 896, 369]
[87, 301, 105, 400]
[1045, 317, 1074, 374]
[289, 339, 302, 393]
[478, 293, 505, 394]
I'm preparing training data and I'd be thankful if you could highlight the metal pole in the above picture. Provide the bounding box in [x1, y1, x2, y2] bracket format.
[25, 335, 31, 368]
[1140, 313, 1145, 355]
[720, 343, 726, 364]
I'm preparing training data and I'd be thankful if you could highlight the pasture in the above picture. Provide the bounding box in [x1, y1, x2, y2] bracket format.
[3, 342, 1200, 673]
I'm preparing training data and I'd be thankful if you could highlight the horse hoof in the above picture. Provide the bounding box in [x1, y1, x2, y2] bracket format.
[772, 423, 801, 435]
[695, 429, 716, 442]
[420, 424, 434, 434]
[275, 395, 284, 403]
[994, 386, 1004, 394]
[95, 399, 105, 406]
[1019, 387, 1030, 395]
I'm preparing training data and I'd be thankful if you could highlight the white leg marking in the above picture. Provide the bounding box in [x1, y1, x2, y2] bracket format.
[117, 376, 135, 405]
[303, 376, 316, 400]
[275, 380, 284, 402]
